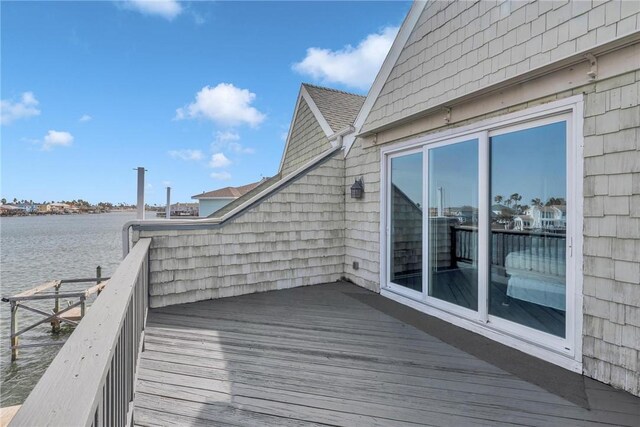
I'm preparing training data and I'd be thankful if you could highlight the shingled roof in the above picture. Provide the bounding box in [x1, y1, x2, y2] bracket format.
[302, 84, 365, 134]
[192, 179, 266, 200]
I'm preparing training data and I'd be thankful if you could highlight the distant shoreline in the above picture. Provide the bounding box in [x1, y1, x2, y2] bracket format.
[0, 209, 139, 217]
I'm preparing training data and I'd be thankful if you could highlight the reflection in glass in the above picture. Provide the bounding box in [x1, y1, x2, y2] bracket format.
[489, 121, 567, 337]
[428, 140, 478, 310]
[390, 153, 423, 292]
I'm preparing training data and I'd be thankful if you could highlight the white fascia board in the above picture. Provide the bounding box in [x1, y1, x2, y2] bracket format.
[277, 89, 304, 174]
[194, 196, 237, 201]
[344, 0, 427, 158]
[300, 85, 335, 138]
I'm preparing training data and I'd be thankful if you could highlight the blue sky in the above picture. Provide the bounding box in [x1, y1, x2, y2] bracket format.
[1, 0, 411, 205]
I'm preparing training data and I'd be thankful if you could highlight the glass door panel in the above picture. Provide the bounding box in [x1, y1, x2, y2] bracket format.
[489, 121, 567, 338]
[428, 139, 479, 311]
[390, 152, 423, 292]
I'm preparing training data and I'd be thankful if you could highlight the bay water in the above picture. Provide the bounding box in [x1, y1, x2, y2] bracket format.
[0, 212, 138, 406]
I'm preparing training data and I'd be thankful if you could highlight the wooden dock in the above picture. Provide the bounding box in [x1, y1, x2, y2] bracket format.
[133, 282, 640, 426]
[1, 268, 109, 360]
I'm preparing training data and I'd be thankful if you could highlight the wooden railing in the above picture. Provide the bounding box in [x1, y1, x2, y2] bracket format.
[10, 238, 151, 427]
[452, 226, 566, 267]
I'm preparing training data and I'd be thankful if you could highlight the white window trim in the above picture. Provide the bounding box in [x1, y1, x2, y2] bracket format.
[379, 95, 584, 373]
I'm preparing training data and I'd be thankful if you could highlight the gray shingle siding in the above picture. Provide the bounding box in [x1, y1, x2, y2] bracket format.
[280, 98, 332, 176]
[343, 138, 381, 292]
[362, 0, 640, 134]
[582, 70, 640, 395]
[137, 154, 345, 308]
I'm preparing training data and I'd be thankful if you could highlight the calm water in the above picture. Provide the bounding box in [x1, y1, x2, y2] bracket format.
[0, 212, 138, 406]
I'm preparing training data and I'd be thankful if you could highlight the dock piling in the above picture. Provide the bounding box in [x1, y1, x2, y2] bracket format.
[10, 302, 18, 361]
[3, 270, 110, 360]
[52, 282, 62, 332]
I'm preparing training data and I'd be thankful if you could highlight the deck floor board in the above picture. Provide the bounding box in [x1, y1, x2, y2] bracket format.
[133, 282, 640, 426]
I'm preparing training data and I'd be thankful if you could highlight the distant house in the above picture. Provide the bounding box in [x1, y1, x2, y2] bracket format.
[514, 205, 566, 231]
[16, 203, 38, 213]
[169, 203, 199, 217]
[530, 205, 566, 230]
[191, 180, 265, 218]
[46, 203, 70, 213]
[0, 204, 22, 215]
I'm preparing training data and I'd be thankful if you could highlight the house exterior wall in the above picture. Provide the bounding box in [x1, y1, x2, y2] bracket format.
[197, 198, 234, 217]
[281, 99, 332, 176]
[581, 71, 640, 395]
[343, 138, 381, 291]
[135, 154, 345, 308]
[347, 68, 640, 395]
[362, 0, 640, 134]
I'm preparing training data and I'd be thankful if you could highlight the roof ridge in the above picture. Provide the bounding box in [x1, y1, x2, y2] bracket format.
[302, 83, 365, 98]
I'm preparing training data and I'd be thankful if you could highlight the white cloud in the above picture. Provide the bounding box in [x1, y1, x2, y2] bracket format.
[43, 130, 74, 150]
[293, 26, 398, 90]
[176, 83, 266, 127]
[168, 149, 203, 161]
[1, 92, 41, 125]
[215, 130, 240, 143]
[79, 114, 92, 122]
[209, 152, 231, 168]
[228, 143, 255, 154]
[122, 0, 182, 20]
[212, 130, 255, 154]
[210, 171, 232, 181]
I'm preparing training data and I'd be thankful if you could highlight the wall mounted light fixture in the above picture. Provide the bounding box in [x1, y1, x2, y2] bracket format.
[351, 178, 364, 199]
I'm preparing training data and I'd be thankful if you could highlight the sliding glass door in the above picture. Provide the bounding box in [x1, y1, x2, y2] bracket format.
[384, 113, 574, 351]
[427, 139, 479, 312]
[489, 122, 567, 338]
[389, 151, 423, 295]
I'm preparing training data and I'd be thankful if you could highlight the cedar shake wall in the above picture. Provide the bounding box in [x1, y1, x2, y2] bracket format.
[362, 0, 640, 133]
[390, 185, 423, 277]
[134, 154, 345, 308]
[582, 71, 640, 395]
[343, 138, 381, 291]
[280, 99, 332, 176]
[344, 71, 640, 396]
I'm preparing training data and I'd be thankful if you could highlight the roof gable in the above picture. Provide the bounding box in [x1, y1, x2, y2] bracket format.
[279, 83, 368, 174]
[279, 97, 331, 176]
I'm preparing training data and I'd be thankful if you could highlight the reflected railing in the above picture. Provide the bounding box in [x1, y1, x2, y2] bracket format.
[451, 226, 566, 269]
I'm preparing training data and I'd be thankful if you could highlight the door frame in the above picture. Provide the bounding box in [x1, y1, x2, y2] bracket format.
[379, 95, 584, 372]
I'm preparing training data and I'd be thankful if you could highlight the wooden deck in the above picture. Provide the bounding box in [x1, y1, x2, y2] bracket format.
[133, 282, 640, 426]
